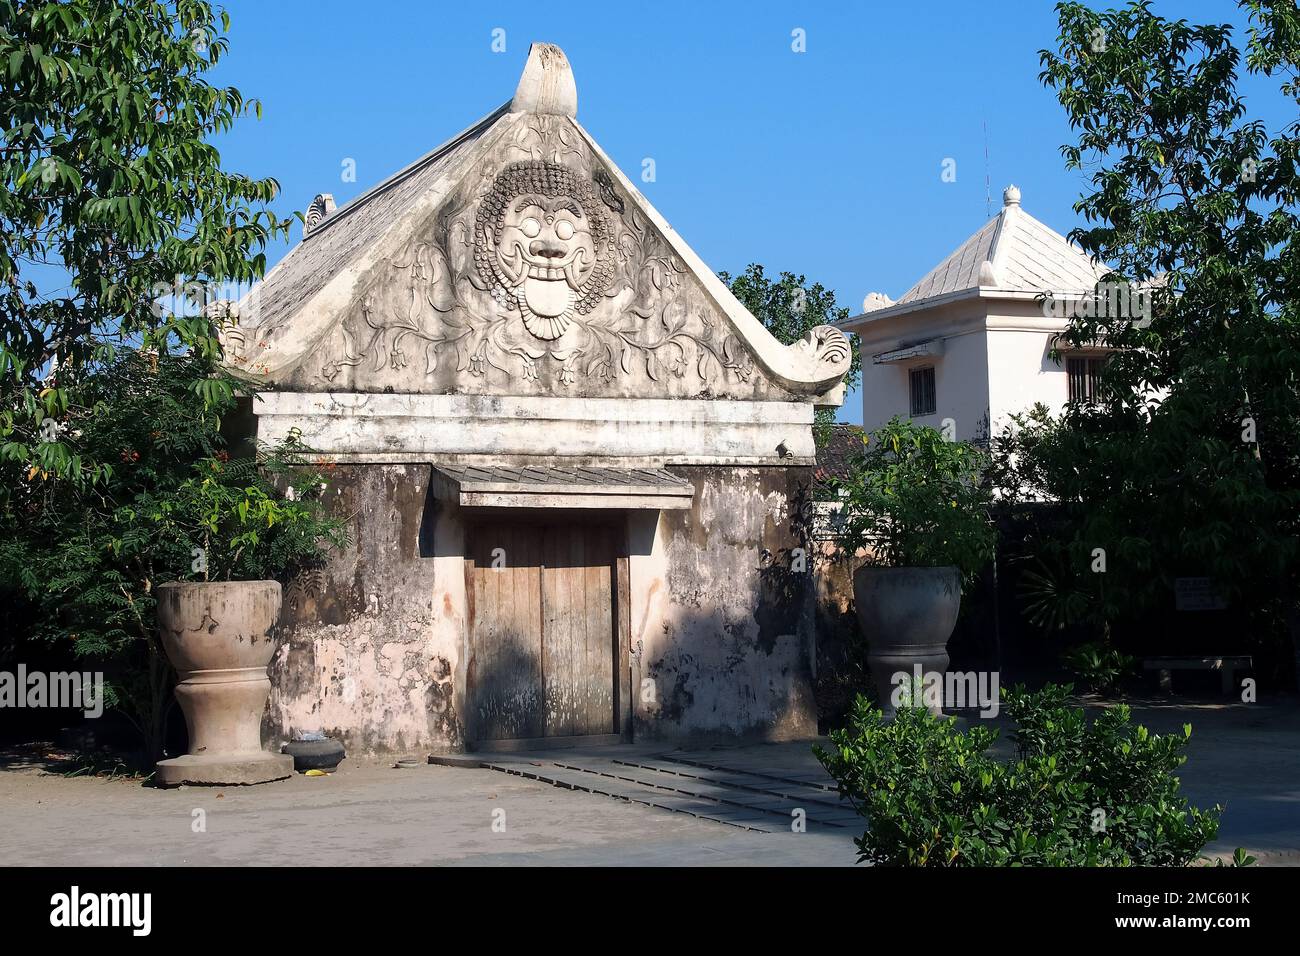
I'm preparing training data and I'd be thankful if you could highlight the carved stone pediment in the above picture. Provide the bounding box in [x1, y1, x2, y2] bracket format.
[235, 47, 849, 404]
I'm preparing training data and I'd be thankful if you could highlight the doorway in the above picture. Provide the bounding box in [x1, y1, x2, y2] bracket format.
[464, 518, 628, 749]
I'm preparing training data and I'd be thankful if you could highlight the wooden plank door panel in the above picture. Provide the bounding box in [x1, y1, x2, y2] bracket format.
[541, 525, 575, 737]
[540, 524, 617, 738]
[580, 524, 616, 735]
[467, 523, 544, 741]
[468, 521, 619, 745]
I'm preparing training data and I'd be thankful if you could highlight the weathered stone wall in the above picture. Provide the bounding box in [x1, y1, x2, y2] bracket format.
[631, 466, 818, 742]
[810, 543, 869, 729]
[265, 464, 464, 755]
[265, 461, 819, 754]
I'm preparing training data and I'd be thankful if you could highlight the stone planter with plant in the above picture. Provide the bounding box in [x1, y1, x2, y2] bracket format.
[0, 350, 349, 779]
[150, 430, 348, 785]
[831, 417, 995, 715]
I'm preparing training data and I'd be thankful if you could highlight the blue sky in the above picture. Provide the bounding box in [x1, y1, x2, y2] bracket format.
[211, 0, 1290, 423]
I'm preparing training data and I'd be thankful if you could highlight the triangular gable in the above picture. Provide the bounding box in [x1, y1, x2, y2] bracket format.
[226, 45, 849, 405]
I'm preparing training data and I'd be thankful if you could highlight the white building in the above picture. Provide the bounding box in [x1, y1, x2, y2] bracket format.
[839, 186, 1113, 443]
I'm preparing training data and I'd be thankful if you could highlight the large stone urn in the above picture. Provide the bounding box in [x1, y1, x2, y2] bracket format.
[853, 566, 961, 717]
[154, 580, 293, 786]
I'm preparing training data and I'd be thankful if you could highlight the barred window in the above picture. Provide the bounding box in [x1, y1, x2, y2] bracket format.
[1067, 356, 1106, 404]
[909, 366, 936, 417]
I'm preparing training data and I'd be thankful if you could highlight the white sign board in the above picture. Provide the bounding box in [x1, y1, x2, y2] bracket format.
[1175, 577, 1227, 611]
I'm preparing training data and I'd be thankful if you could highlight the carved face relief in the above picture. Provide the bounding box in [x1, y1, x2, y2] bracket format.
[474, 161, 615, 340]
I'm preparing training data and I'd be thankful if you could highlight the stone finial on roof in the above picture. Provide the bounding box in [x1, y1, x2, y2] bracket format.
[977, 259, 1000, 288]
[303, 193, 336, 237]
[512, 42, 577, 118]
[1003, 184, 1021, 207]
[862, 291, 894, 313]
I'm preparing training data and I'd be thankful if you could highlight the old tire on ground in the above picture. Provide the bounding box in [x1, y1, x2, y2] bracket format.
[282, 738, 346, 772]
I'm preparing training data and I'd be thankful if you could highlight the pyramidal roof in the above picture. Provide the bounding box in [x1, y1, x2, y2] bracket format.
[224, 43, 851, 402]
[853, 186, 1108, 320]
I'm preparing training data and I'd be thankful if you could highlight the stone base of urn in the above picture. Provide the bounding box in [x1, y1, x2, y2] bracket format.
[155, 752, 292, 786]
[154, 580, 292, 787]
[852, 566, 961, 718]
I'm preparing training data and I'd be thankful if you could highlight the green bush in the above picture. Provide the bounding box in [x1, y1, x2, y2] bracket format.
[831, 416, 994, 583]
[1062, 641, 1136, 696]
[814, 684, 1223, 866]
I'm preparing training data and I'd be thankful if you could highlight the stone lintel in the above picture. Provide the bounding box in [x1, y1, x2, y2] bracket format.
[253, 392, 816, 465]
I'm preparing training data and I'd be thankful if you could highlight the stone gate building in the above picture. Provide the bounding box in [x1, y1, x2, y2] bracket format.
[228, 43, 850, 753]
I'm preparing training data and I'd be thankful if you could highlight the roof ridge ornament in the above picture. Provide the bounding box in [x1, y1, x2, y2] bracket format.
[303, 193, 336, 237]
[978, 259, 1000, 287]
[1002, 184, 1021, 208]
[511, 42, 577, 118]
[862, 291, 894, 313]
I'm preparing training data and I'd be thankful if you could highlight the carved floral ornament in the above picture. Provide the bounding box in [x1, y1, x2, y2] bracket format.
[319, 121, 848, 395]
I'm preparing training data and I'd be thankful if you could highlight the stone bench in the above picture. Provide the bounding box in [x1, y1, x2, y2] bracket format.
[1143, 655, 1252, 695]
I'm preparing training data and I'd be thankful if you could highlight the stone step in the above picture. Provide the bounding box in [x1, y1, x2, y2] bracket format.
[488, 762, 776, 831]
[612, 757, 845, 807]
[468, 750, 859, 834]
[548, 759, 853, 827]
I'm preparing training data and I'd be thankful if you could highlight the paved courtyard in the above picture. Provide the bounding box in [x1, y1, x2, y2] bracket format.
[1, 698, 1297, 867]
[0, 741, 858, 867]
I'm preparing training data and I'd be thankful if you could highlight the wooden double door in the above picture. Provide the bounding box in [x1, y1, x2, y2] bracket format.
[465, 519, 626, 748]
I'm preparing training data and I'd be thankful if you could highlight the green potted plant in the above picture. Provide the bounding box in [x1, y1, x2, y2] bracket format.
[831, 417, 994, 715]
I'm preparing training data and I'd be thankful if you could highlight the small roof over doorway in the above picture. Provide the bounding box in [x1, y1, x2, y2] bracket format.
[431, 464, 693, 510]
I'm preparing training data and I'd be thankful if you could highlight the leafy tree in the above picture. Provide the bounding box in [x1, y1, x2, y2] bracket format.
[989, 403, 1118, 642]
[0, 351, 347, 762]
[721, 263, 861, 435]
[0, 0, 292, 485]
[1011, 2, 1300, 653]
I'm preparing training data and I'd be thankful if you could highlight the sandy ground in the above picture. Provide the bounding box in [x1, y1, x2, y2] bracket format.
[1, 697, 1296, 867]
